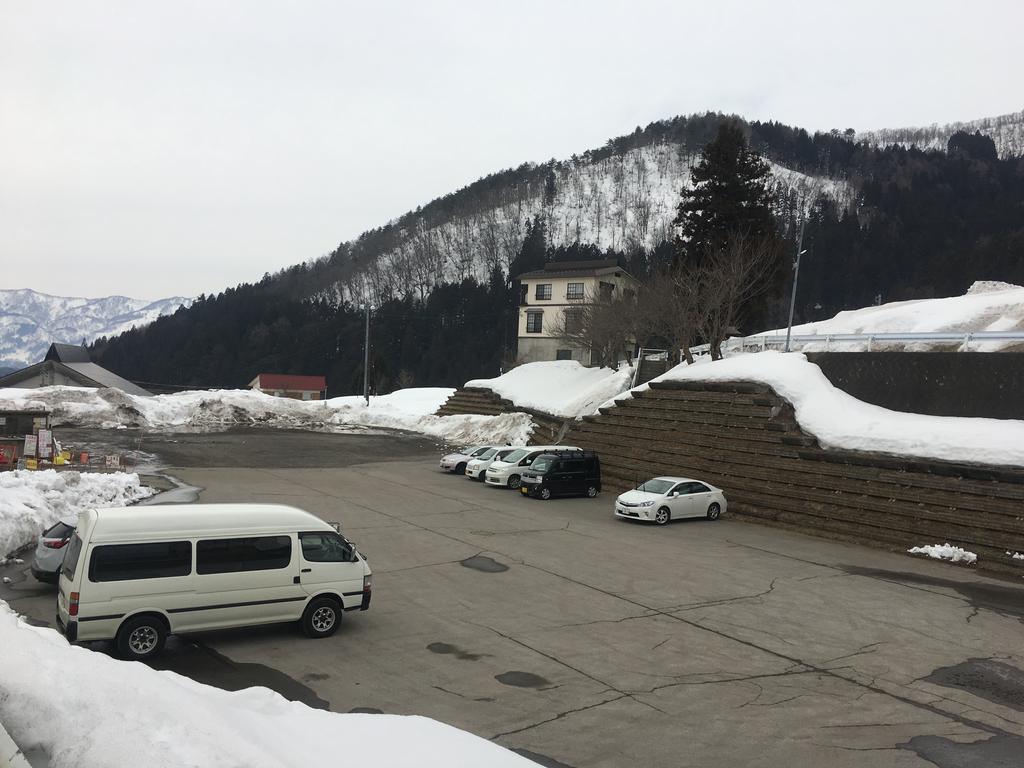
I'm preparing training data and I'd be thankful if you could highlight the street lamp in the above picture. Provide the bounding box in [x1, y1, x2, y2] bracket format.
[784, 219, 806, 354]
[362, 303, 371, 406]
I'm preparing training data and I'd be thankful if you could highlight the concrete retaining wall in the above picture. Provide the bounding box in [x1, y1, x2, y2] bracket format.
[563, 379, 1024, 578]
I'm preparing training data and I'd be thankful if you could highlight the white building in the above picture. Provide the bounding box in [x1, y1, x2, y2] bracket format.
[514, 259, 640, 365]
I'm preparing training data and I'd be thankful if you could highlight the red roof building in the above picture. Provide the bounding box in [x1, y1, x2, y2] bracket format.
[248, 373, 327, 401]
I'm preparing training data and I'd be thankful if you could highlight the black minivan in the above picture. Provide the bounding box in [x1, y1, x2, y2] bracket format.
[520, 451, 601, 499]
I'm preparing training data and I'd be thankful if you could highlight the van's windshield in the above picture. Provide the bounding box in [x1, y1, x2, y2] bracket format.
[62, 534, 83, 581]
[477, 448, 498, 460]
[501, 449, 529, 463]
[530, 457, 555, 472]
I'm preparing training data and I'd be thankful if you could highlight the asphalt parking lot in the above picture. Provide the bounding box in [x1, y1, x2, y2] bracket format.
[3, 429, 1024, 767]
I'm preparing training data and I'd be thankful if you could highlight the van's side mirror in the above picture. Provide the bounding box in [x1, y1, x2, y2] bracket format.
[670, 492, 679, 497]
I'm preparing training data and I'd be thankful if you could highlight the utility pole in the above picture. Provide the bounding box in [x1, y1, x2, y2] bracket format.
[784, 219, 806, 353]
[362, 303, 371, 406]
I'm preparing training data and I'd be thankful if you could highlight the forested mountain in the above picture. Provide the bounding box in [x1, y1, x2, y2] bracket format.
[858, 108, 1023, 158]
[89, 111, 1024, 395]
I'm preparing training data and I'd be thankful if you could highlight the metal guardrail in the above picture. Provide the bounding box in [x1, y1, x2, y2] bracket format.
[689, 331, 1024, 355]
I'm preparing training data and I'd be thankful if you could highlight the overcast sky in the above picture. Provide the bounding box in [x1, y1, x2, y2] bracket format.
[2, 1, 1022, 299]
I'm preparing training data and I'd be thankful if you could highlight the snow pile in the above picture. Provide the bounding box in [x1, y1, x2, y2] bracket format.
[614, 351, 1024, 468]
[907, 544, 978, 564]
[759, 281, 1024, 351]
[0, 470, 154, 557]
[0, 386, 533, 447]
[1007, 551, 1024, 561]
[0, 604, 536, 768]
[466, 361, 633, 417]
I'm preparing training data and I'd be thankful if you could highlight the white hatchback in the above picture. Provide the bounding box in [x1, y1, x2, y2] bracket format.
[614, 477, 727, 525]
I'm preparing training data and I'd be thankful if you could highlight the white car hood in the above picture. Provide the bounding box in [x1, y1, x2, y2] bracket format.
[617, 490, 662, 505]
[442, 452, 469, 462]
[488, 460, 514, 472]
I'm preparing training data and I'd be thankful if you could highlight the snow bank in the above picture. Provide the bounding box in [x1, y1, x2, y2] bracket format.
[760, 281, 1024, 351]
[907, 544, 978, 564]
[0, 604, 536, 768]
[466, 361, 633, 418]
[0, 386, 532, 447]
[0, 470, 154, 557]
[614, 351, 1024, 468]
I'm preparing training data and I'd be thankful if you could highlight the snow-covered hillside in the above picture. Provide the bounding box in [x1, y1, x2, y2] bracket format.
[858, 109, 1024, 158]
[348, 144, 853, 304]
[0, 289, 192, 368]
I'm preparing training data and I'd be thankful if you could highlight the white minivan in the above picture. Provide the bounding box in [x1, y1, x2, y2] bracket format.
[56, 504, 371, 660]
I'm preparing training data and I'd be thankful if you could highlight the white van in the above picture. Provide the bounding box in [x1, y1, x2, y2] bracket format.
[56, 504, 371, 660]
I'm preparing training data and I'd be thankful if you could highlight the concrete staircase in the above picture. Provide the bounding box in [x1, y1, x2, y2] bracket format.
[564, 379, 1024, 579]
[435, 387, 570, 445]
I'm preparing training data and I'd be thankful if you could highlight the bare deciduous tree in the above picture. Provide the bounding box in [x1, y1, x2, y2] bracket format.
[548, 288, 636, 370]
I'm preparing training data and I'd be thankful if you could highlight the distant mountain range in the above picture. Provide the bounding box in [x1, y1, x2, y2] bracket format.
[0, 289, 192, 370]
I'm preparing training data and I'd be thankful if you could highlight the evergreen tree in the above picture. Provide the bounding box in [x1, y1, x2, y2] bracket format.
[673, 122, 778, 264]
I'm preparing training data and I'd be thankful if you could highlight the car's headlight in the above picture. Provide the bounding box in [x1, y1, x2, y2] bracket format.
[639, 500, 655, 507]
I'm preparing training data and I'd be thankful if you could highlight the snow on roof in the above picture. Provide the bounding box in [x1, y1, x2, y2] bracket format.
[623, 351, 1024, 468]
[466, 361, 633, 418]
[762, 281, 1024, 350]
[0, 603, 540, 768]
[252, 373, 327, 391]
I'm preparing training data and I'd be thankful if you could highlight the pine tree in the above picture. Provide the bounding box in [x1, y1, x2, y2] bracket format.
[674, 122, 777, 264]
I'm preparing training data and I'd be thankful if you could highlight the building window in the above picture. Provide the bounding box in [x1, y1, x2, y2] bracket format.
[535, 284, 552, 300]
[526, 311, 543, 333]
[556, 349, 573, 360]
[564, 308, 583, 334]
[566, 282, 585, 300]
[599, 281, 614, 299]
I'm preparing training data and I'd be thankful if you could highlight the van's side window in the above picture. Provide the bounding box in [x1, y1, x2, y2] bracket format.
[89, 541, 192, 582]
[196, 536, 292, 575]
[300, 532, 353, 562]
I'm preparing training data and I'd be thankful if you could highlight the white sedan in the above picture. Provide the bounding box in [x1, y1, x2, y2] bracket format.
[614, 477, 727, 525]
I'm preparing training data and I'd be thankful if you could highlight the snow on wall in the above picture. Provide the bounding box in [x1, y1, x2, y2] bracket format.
[467, 361, 633, 418]
[756, 281, 1024, 352]
[612, 351, 1024, 468]
[0, 470, 154, 557]
[348, 144, 853, 304]
[0, 603, 538, 768]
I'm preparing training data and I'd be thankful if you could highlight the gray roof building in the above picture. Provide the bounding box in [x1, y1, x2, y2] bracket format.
[0, 344, 152, 397]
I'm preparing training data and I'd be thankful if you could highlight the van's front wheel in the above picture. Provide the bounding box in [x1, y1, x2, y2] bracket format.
[116, 615, 167, 661]
[302, 597, 341, 639]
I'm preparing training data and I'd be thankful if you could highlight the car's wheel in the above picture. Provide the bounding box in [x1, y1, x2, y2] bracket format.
[455, 462, 466, 475]
[116, 614, 167, 661]
[706, 502, 722, 521]
[302, 597, 341, 639]
[508, 475, 521, 490]
[585, 485, 599, 498]
[654, 507, 671, 525]
[539, 487, 552, 500]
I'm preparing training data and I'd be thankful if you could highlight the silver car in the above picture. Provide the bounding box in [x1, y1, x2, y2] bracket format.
[439, 445, 490, 474]
[614, 477, 727, 525]
[30, 516, 77, 583]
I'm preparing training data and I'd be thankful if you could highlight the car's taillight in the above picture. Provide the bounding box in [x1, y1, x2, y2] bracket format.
[362, 575, 372, 594]
[69, 592, 80, 617]
[44, 538, 69, 549]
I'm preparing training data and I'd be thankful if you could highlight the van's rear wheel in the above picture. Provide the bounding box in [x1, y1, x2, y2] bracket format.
[586, 485, 599, 498]
[116, 615, 167, 661]
[302, 597, 341, 639]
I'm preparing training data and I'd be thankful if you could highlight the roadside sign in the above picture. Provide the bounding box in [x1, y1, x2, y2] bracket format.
[37, 428, 53, 459]
[23, 434, 37, 457]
